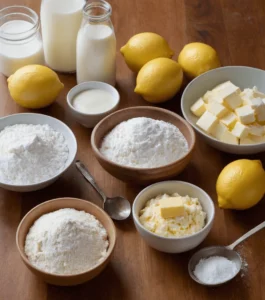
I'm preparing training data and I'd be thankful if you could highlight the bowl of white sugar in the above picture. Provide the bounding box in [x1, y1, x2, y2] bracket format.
[16, 197, 116, 286]
[91, 106, 196, 184]
[0, 113, 77, 192]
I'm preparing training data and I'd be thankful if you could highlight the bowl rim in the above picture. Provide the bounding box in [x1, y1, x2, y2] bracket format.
[91, 106, 196, 171]
[132, 180, 215, 240]
[0, 113, 77, 188]
[181, 65, 265, 148]
[16, 197, 117, 277]
[67, 81, 120, 117]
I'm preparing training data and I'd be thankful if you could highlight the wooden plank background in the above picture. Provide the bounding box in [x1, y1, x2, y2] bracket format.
[0, 0, 264, 299]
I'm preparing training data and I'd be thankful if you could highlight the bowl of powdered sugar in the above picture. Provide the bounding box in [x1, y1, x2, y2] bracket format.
[16, 197, 116, 286]
[0, 113, 77, 192]
[91, 106, 196, 184]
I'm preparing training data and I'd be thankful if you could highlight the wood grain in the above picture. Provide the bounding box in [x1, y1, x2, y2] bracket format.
[0, 0, 265, 299]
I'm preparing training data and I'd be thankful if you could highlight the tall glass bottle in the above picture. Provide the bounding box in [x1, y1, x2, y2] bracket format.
[76, 0, 116, 86]
[41, 0, 85, 73]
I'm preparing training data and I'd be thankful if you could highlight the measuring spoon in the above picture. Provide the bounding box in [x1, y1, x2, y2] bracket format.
[188, 221, 265, 286]
[76, 160, 131, 221]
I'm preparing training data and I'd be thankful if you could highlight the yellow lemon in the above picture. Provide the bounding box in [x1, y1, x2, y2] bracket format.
[178, 42, 221, 79]
[8, 65, 64, 109]
[120, 32, 174, 73]
[216, 159, 265, 210]
[135, 58, 183, 103]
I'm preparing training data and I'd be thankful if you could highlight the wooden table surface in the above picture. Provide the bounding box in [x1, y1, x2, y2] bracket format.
[1, 0, 265, 299]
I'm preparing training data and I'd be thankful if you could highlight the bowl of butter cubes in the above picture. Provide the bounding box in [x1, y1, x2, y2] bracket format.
[181, 66, 265, 154]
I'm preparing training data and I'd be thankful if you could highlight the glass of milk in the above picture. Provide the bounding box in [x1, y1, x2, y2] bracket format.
[76, 0, 116, 86]
[0, 6, 44, 77]
[41, 0, 85, 73]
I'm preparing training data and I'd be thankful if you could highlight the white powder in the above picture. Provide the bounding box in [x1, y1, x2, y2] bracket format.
[100, 117, 189, 168]
[0, 124, 69, 185]
[25, 208, 109, 275]
[194, 256, 239, 284]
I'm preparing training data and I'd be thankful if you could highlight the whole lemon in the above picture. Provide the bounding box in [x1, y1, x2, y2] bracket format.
[8, 65, 64, 109]
[178, 42, 221, 79]
[216, 159, 265, 210]
[120, 32, 174, 73]
[135, 58, 183, 103]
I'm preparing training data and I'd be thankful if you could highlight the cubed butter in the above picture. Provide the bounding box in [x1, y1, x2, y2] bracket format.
[219, 130, 239, 145]
[250, 98, 263, 110]
[196, 111, 218, 133]
[240, 136, 254, 145]
[253, 86, 265, 98]
[215, 82, 242, 110]
[211, 122, 227, 140]
[235, 105, 255, 124]
[207, 102, 229, 118]
[203, 91, 223, 104]
[240, 88, 254, 105]
[160, 197, 185, 219]
[220, 112, 237, 129]
[212, 81, 233, 92]
[190, 98, 206, 117]
[247, 124, 264, 136]
[231, 122, 249, 138]
[256, 103, 265, 122]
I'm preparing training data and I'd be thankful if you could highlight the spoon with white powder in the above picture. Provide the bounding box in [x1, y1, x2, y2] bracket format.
[76, 160, 131, 220]
[188, 221, 265, 286]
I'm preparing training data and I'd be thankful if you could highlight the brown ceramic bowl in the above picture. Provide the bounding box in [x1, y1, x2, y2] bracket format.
[16, 198, 116, 286]
[91, 106, 196, 184]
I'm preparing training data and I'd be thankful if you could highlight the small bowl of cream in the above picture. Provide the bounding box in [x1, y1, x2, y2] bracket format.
[67, 81, 120, 128]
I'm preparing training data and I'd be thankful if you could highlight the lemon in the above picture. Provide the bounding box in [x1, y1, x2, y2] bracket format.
[216, 159, 265, 210]
[178, 42, 221, 79]
[120, 32, 174, 73]
[8, 65, 64, 109]
[135, 58, 183, 103]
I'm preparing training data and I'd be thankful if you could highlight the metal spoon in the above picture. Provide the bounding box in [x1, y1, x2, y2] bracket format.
[76, 160, 131, 221]
[188, 221, 265, 286]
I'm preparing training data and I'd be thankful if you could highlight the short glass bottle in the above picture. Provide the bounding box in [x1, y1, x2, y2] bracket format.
[0, 6, 44, 77]
[76, 0, 116, 86]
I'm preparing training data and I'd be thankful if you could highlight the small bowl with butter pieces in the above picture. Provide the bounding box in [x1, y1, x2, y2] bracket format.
[132, 181, 215, 253]
[67, 81, 120, 128]
[181, 66, 265, 154]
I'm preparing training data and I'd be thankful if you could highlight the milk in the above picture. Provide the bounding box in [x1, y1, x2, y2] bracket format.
[0, 20, 44, 77]
[73, 89, 117, 114]
[76, 24, 116, 85]
[41, 0, 84, 73]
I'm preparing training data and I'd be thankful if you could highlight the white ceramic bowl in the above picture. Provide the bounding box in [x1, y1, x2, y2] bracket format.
[67, 81, 120, 128]
[181, 66, 265, 154]
[132, 181, 215, 253]
[0, 113, 77, 192]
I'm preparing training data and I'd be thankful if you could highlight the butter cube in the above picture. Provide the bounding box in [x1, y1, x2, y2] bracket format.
[212, 81, 233, 92]
[231, 122, 249, 138]
[190, 98, 206, 117]
[220, 112, 237, 129]
[196, 111, 218, 133]
[235, 105, 255, 124]
[219, 130, 239, 145]
[253, 86, 265, 98]
[160, 197, 185, 219]
[240, 88, 254, 105]
[255, 102, 265, 122]
[211, 122, 227, 140]
[247, 123, 265, 136]
[250, 98, 263, 110]
[203, 90, 223, 104]
[240, 136, 254, 145]
[207, 102, 229, 118]
[215, 82, 242, 110]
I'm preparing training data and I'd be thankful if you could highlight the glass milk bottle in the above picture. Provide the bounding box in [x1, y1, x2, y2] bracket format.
[77, 0, 116, 86]
[41, 0, 85, 73]
[0, 6, 44, 77]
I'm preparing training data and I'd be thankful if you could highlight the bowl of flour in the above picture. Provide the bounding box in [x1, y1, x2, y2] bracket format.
[16, 197, 116, 286]
[0, 113, 77, 192]
[91, 106, 196, 184]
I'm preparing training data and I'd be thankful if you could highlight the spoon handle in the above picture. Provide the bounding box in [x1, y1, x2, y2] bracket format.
[76, 160, 106, 204]
[227, 221, 265, 250]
